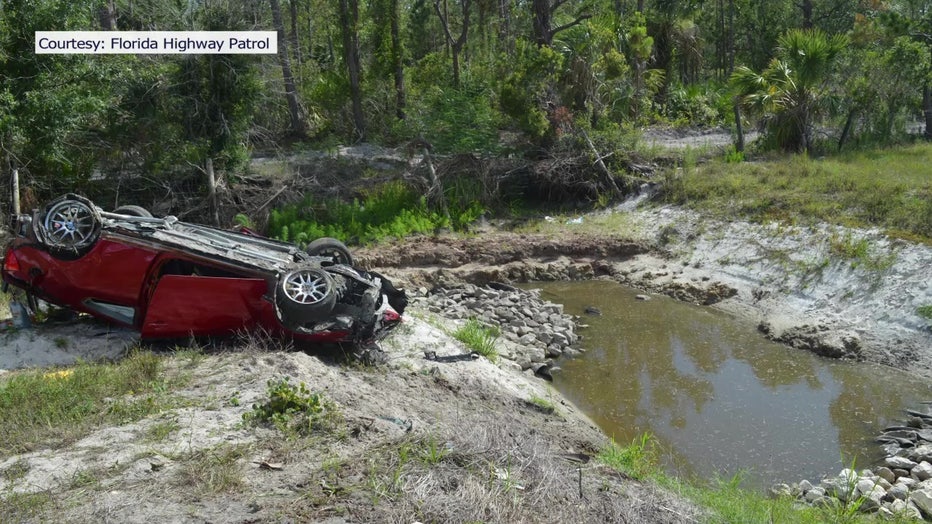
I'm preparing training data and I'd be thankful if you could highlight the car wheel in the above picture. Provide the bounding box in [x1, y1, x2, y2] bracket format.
[306, 237, 353, 266]
[276, 267, 337, 325]
[113, 205, 152, 217]
[41, 195, 101, 256]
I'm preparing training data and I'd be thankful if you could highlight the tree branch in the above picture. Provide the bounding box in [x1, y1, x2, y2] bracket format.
[551, 13, 592, 38]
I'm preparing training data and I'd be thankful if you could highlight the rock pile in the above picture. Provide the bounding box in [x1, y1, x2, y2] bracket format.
[778, 406, 932, 520]
[413, 283, 580, 371]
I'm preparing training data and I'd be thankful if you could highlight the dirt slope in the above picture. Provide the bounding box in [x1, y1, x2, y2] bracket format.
[0, 317, 701, 523]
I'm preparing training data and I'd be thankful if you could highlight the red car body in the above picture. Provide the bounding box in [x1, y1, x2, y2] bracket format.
[2, 194, 405, 344]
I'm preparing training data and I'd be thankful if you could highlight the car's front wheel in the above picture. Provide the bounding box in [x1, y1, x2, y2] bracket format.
[276, 267, 337, 326]
[306, 237, 353, 266]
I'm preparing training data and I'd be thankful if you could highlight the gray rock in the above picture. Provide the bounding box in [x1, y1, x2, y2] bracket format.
[551, 332, 569, 347]
[887, 483, 909, 501]
[526, 347, 546, 364]
[518, 333, 536, 345]
[499, 360, 522, 372]
[545, 345, 563, 358]
[894, 468, 912, 479]
[896, 477, 918, 489]
[516, 355, 532, 371]
[911, 444, 932, 463]
[889, 498, 922, 519]
[877, 466, 896, 484]
[886, 456, 917, 470]
[804, 486, 826, 503]
[769, 483, 792, 498]
[635, 294, 651, 301]
[914, 461, 932, 482]
[909, 489, 932, 518]
[856, 478, 884, 511]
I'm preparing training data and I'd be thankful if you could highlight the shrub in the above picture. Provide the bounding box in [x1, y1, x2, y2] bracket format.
[243, 378, 336, 436]
[268, 181, 483, 245]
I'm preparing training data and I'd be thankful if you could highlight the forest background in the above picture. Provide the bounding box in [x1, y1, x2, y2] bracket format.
[1, 0, 930, 227]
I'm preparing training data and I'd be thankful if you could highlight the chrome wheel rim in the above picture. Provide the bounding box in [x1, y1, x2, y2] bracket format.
[283, 271, 329, 304]
[44, 201, 96, 247]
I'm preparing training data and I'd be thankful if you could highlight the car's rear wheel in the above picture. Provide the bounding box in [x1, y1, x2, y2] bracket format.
[276, 267, 337, 326]
[113, 205, 152, 217]
[306, 237, 353, 266]
[42, 195, 101, 256]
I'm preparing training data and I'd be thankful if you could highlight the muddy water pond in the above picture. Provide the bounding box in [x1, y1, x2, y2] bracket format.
[525, 280, 932, 490]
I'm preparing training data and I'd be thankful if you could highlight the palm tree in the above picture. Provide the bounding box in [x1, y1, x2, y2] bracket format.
[730, 28, 847, 153]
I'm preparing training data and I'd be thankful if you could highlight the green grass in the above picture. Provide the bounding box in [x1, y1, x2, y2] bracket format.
[0, 350, 178, 456]
[451, 319, 500, 362]
[597, 433, 657, 481]
[599, 434, 909, 523]
[663, 143, 932, 243]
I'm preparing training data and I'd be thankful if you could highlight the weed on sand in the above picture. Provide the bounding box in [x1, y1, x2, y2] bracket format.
[664, 144, 932, 243]
[0, 350, 180, 456]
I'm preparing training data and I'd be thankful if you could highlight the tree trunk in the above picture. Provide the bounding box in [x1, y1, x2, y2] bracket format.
[391, 0, 406, 119]
[339, 0, 365, 140]
[838, 109, 856, 151]
[271, 0, 307, 137]
[499, 0, 513, 52]
[98, 0, 116, 30]
[206, 158, 219, 227]
[799, 0, 813, 29]
[288, 0, 300, 66]
[532, 0, 551, 47]
[924, 85, 932, 139]
[434, 0, 471, 87]
[733, 104, 744, 153]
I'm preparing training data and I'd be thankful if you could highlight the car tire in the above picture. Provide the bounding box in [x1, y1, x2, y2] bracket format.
[306, 237, 353, 266]
[276, 266, 337, 326]
[41, 194, 101, 257]
[113, 205, 152, 218]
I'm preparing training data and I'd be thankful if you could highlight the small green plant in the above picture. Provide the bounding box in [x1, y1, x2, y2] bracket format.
[527, 394, 555, 414]
[233, 213, 253, 228]
[917, 305, 932, 322]
[418, 435, 450, 465]
[144, 419, 181, 443]
[597, 433, 657, 480]
[724, 146, 744, 163]
[243, 378, 336, 436]
[451, 319, 500, 362]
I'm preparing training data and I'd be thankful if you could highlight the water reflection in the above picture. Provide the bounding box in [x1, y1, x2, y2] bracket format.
[527, 280, 932, 489]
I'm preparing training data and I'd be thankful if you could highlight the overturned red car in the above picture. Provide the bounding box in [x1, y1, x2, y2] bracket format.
[2, 194, 406, 345]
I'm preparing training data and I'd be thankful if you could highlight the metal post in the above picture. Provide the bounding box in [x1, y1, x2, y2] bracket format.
[12, 168, 20, 215]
